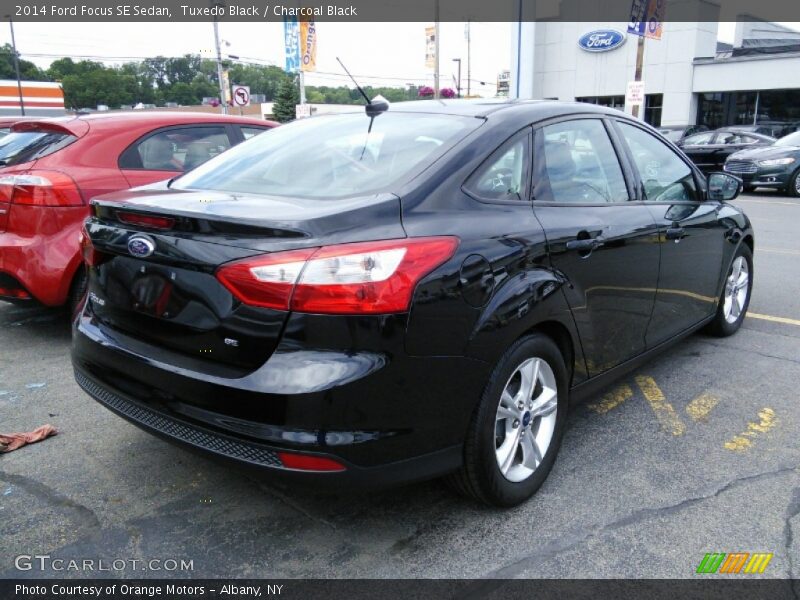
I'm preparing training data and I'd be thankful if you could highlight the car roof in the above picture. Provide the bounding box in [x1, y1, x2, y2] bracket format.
[716, 127, 776, 140]
[358, 98, 630, 120]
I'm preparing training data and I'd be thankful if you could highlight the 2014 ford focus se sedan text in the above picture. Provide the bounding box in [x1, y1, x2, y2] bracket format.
[72, 100, 753, 507]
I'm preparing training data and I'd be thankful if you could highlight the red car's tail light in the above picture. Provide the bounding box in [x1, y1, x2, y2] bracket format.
[276, 452, 346, 472]
[80, 225, 108, 267]
[117, 211, 176, 230]
[215, 237, 459, 314]
[0, 170, 83, 207]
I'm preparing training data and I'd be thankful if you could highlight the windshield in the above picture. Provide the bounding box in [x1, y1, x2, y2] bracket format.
[172, 112, 481, 199]
[775, 131, 800, 147]
[0, 130, 77, 166]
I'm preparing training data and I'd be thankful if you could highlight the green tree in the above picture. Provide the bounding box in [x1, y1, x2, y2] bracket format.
[272, 77, 299, 123]
[0, 44, 47, 80]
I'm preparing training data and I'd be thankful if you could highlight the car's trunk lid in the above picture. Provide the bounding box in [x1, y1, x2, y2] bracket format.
[84, 188, 405, 373]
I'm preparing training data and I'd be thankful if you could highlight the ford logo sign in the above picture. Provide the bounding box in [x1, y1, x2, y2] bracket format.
[128, 235, 156, 258]
[578, 30, 626, 53]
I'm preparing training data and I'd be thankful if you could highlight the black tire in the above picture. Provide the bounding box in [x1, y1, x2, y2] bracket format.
[788, 169, 800, 198]
[67, 265, 88, 319]
[743, 185, 755, 194]
[705, 244, 753, 337]
[446, 333, 569, 507]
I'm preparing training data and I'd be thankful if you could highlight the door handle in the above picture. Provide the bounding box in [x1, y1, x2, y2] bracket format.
[566, 237, 604, 252]
[665, 226, 686, 242]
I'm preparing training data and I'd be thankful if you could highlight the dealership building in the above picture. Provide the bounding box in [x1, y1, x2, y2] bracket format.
[509, 20, 800, 130]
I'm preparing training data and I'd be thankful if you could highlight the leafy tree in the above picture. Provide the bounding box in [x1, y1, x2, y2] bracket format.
[272, 77, 300, 123]
[0, 44, 47, 80]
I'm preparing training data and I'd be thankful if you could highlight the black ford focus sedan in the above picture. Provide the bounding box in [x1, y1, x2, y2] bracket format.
[72, 100, 753, 507]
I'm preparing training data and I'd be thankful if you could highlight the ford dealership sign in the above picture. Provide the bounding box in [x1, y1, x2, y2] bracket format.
[578, 30, 626, 53]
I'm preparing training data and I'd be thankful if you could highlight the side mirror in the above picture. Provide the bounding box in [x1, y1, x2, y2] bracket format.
[707, 172, 743, 202]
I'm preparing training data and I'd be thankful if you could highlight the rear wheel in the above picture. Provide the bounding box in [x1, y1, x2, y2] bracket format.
[706, 245, 753, 337]
[447, 333, 568, 507]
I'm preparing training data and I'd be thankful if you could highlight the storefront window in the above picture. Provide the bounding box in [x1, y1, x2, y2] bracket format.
[644, 94, 663, 127]
[576, 95, 625, 110]
[698, 90, 800, 136]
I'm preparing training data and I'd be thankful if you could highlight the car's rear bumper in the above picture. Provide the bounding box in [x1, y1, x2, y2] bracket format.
[71, 307, 492, 487]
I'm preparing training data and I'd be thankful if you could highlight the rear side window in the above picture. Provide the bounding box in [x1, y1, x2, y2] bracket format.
[0, 130, 77, 166]
[683, 132, 715, 146]
[464, 132, 530, 201]
[537, 119, 629, 203]
[120, 127, 231, 172]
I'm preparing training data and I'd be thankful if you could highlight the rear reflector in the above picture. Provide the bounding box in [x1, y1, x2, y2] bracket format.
[215, 237, 459, 314]
[277, 452, 346, 472]
[0, 170, 83, 207]
[117, 211, 176, 230]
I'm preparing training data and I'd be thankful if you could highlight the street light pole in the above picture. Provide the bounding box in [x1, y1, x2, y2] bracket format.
[433, 0, 440, 99]
[7, 18, 24, 116]
[452, 58, 461, 98]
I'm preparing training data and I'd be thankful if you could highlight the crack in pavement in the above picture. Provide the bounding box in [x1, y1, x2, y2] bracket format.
[476, 463, 799, 584]
[0, 470, 102, 534]
[693, 338, 800, 367]
[244, 475, 337, 531]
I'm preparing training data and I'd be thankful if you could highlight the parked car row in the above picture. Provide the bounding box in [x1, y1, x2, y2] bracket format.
[665, 124, 800, 196]
[0, 112, 277, 309]
[70, 99, 752, 507]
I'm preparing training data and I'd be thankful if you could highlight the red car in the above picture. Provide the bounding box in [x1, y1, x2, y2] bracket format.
[0, 111, 277, 309]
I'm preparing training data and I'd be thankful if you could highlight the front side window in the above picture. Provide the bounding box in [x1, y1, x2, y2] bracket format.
[464, 133, 529, 201]
[618, 122, 697, 202]
[241, 126, 267, 140]
[122, 127, 231, 172]
[537, 119, 628, 203]
[173, 113, 480, 199]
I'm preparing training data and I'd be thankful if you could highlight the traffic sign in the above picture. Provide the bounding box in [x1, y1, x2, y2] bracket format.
[232, 85, 251, 107]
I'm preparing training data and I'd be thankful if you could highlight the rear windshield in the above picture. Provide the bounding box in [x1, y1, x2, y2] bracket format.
[172, 112, 481, 199]
[0, 130, 77, 166]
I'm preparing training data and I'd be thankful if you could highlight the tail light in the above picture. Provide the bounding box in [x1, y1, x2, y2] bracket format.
[0, 170, 83, 207]
[0, 201, 8, 232]
[80, 224, 108, 267]
[216, 237, 459, 314]
[276, 452, 346, 472]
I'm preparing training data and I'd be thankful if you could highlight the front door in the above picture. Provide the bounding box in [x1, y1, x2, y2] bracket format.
[613, 120, 726, 346]
[532, 117, 661, 378]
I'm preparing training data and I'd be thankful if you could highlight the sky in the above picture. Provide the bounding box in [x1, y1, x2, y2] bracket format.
[0, 21, 796, 95]
[1, 21, 512, 94]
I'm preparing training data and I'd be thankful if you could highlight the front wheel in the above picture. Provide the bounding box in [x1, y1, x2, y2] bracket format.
[705, 245, 753, 337]
[447, 333, 568, 507]
[788, 169, 800, 198]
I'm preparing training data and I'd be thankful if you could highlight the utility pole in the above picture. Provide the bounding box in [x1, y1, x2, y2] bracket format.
[433, 0, 440, 99]
[465, 21, 471, 97]
[7, 18, 24, 116]
[452, 58, 461, 98]
[212, 2, 228, 115]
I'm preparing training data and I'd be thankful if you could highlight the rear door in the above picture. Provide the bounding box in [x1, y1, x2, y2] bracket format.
[119, 125, 233, 188]
[680, 131, 724, 174]
[613, 119, 726, 345]
[532, 116, 661, 377]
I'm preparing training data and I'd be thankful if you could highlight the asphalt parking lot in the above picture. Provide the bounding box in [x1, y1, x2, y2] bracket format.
[1, 191, 799, 580]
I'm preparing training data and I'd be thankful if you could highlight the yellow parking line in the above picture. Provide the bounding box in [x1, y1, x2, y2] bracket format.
[686, 392, 720, 422]
[723, 408, 778, 451]
[635, 375, 686, 436]
[747, 312, 800, 327]
[588, 385, 633, 414]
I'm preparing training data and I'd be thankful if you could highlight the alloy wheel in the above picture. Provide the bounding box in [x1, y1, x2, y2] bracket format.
[494, 357, 558, 483]
[723, 256, 749, 324]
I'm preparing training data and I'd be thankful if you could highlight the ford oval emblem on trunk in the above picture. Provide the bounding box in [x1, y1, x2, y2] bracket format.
[578, 30, 626, 52]
[128, 235, 156, 258]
